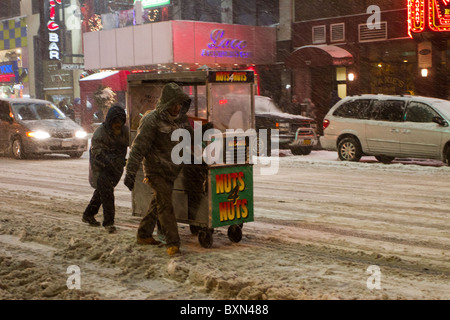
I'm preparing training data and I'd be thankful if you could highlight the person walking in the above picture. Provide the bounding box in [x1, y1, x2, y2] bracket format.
[123, 82, 192, 256]
[82, 104, 129, 233]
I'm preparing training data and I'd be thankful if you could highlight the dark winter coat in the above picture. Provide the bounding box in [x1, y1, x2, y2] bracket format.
[89, 105, 129, 189]
[126, 83, 192, 182]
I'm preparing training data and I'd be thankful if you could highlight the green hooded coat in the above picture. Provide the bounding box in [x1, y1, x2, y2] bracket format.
[126, 83, 191, 181]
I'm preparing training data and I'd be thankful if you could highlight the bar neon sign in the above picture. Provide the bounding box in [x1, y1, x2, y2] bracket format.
[48, 0, 61, 60]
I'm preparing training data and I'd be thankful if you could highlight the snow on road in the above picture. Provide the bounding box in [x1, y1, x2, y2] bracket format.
[0, 150, 449, 300]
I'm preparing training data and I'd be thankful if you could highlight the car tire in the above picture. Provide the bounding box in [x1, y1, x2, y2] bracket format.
[291, 146, 312, 156]
[375, 155, 395, 164]
[11, 138, 27, 160]
[338, 137, 362, 162]
[446, 147, 450, 166]
[68, 151, 84, 158]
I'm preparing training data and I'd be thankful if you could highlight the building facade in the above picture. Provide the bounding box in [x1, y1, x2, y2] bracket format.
[0, 1, 30, 99]
[78, 0, 282, 130]
[287, 0, 411, 133]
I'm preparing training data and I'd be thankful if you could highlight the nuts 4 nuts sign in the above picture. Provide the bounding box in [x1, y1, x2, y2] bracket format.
[211, 165, 254, 228]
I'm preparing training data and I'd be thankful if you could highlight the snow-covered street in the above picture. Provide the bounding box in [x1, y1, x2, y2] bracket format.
[0, 150, 449, 300]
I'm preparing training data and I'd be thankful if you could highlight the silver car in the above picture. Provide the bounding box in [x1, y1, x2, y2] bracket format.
[320, 94, 450, 165]
[0, 98, 88, 159]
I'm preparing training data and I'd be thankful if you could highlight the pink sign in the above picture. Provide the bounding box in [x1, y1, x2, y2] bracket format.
[172, 21, 275, 66]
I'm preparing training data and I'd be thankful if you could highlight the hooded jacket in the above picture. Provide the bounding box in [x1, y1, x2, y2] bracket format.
[126, 82, 192, 182]
[89, 105, 129, 189]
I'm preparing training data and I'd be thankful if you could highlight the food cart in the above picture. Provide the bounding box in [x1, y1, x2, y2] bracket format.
[126, 70, 256, 248]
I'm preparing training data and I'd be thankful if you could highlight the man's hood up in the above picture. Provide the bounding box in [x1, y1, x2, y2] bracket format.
[156, 83, 191, 114]
[104, 104, 126, 129]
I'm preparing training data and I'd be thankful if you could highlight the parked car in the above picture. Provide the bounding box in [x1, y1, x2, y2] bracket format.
[0, 98, 88, 159]
[185, 94, 318, 155]
[320, 94, 450, 164]
[255, 95, 317, 155]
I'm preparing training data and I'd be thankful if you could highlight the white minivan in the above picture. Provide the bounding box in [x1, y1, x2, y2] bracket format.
[320, 94, 450, 165]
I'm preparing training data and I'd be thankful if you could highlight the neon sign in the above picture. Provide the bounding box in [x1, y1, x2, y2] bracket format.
[0, 62, 19, 84]
[429, 0, 450, 31]
[408, 0, 426, 36]
[48, 0, 62, 60]
[201, 29, 253, 59]
[407, 0, 450, 36]
[134, 0, 170, 9]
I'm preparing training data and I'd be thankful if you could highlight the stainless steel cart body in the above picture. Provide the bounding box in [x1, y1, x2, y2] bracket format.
[126, 70, 255, 247]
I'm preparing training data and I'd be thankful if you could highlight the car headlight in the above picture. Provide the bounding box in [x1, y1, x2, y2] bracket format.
[75, 130, 87, 139]
[27, 131, 51, 139]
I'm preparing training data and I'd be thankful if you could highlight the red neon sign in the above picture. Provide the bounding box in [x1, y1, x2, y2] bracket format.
[408, 0, 450, 35]
[408, 0, 426, 37]
[429, 0, 450, 31]
[0, 74, 14, 83]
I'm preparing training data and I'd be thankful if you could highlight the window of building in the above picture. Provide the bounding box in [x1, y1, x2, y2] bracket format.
[233, 0, 279, 26]
[32, 0, 40, 15]
[0, 0, 20, 19]
[330, 23, 345, 42]
[312, 25, 326, 44]
[359, 21, 387, 43]
[181, 0, 221, 23]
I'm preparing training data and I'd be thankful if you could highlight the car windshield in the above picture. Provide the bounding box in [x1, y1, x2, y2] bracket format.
[12, 102, 66, 121]
[431, 100, 450, 120]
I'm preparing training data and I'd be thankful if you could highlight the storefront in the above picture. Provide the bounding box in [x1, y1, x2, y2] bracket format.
[79, 70, 130, 131]
[288, 5, 411, 132]
[82, 20, 276, 87]
[42, 60, 74, 108]
[81, 20, 275, 131]
[0, 17, 28, 98]
[407, 0, 450, 99]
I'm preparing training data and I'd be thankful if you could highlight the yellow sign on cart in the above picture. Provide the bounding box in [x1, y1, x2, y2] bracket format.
[211, 165, 253, 228]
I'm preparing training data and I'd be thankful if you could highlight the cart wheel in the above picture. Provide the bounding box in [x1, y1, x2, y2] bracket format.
[189, 225, 201, 235]
[198, 229, 214, 248]
[228, 224, 243, 243]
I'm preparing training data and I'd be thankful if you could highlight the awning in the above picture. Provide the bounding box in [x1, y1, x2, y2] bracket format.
[79, 70, 130, 92]
[285, 45, 353, 68]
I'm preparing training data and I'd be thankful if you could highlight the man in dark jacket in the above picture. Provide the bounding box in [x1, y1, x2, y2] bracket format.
[83, 104, 129, 233]
[123, 82, 191, 255]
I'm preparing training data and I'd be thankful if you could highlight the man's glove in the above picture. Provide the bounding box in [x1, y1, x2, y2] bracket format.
[124, 173, 136, 191]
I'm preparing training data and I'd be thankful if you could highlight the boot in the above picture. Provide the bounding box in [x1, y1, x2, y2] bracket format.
[82, 215, 101, 227]
[104, 225, 117, 233]
[167, 246, 180, 256]
[136, 236, 161, 245]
